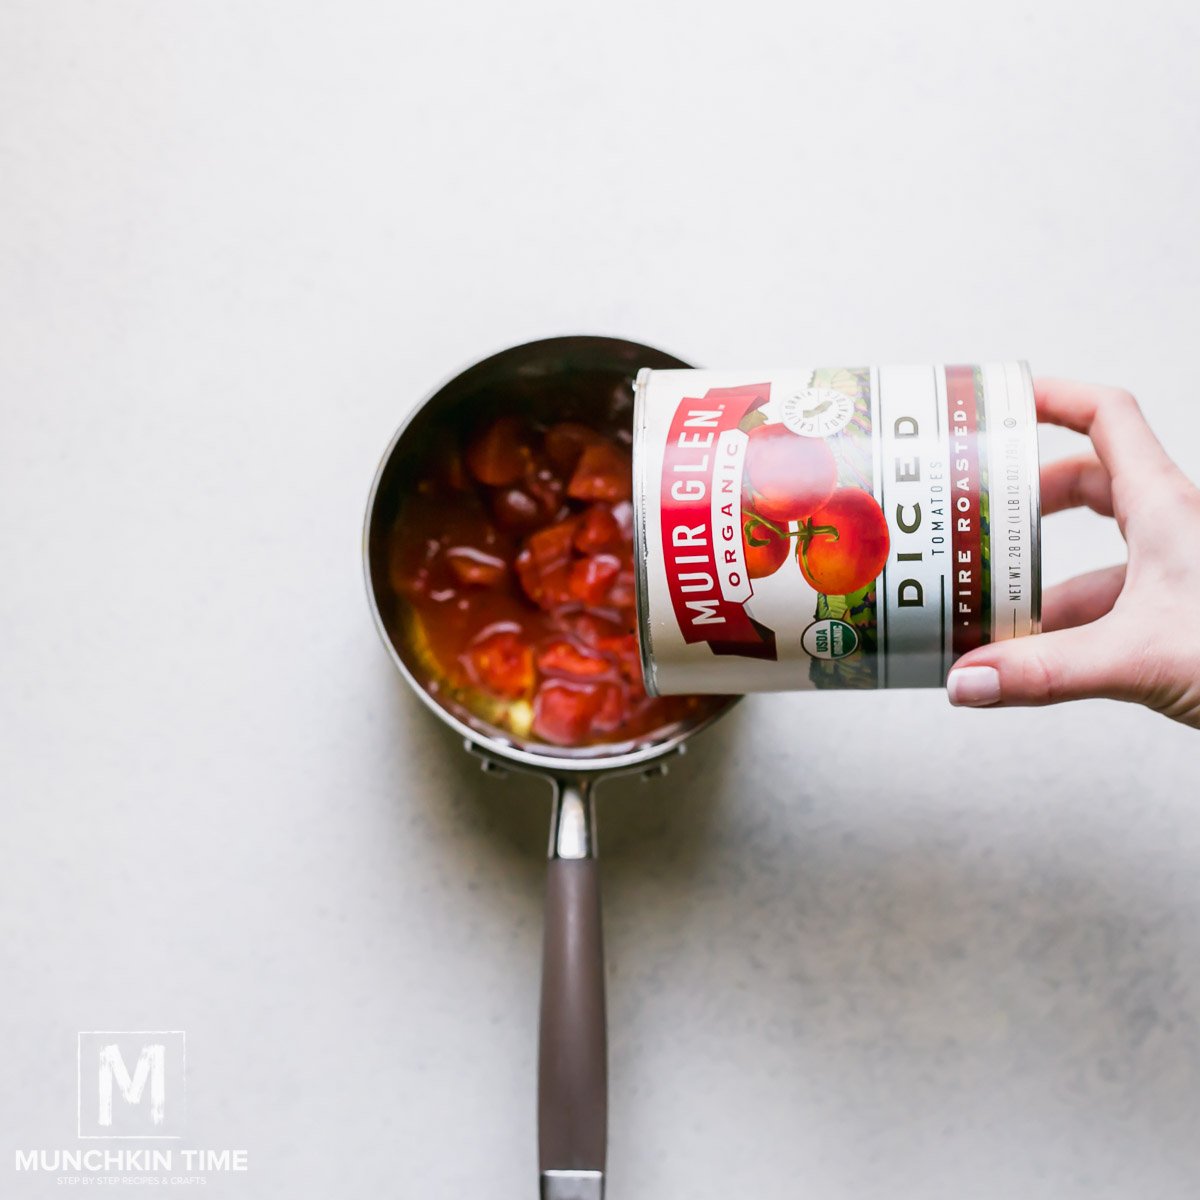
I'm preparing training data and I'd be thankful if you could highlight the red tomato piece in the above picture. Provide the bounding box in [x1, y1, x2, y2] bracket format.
[491, 487, 542, 532]
[606, 566, 637, 611]
[743, 423, 838, 523]
[797, 487, 891, 595]
[445, 546, 508, 587]
[544, 422, 602, 475]
[524, 456, 566, 519]
[609, 500, 634, 541]
[597, 632, 642, 684]
[568, 611, 625, 648]
[574, 504, 622, 553]
[567, 441, 633, 502]
[537, 640, 611, 678]
[533, 681, 604, 745]
[466, 416, 530, 486]
[516, 557, 574, 610]
[524, 519, 577, 567]
[591, 683, 628, 733]
[464, 629, 533, 698]
[515, 519, 578, 609]
[568, 554, 621, 605]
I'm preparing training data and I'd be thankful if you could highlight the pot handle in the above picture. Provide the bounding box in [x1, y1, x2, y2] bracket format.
[538, 778, 606, 1200]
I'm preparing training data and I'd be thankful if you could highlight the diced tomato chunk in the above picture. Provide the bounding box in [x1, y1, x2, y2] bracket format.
[598, 632, 643, 684]
[515, 519, 578, 609]
[607, 567, 637, 610]
[516, 557, 573, 609]
[610, 500, 634, 539]
[544, 422, 602, 475]
[567, 442, 632, 502]
[524, 457, 565, 519]
[491, 487, 542, 532]
[446, 546, 507, 587]
[568, 554, 621, 605]
[537, 640, 611, 678]
[574, 504, 621, 553]
[464, 630, 533, 698]
[533, 681, 604, 745]
[569, 611, 625, 648]
[591, 683, 628, 733]
[524, 519, 577, 567]
[466, 416, 529, 486]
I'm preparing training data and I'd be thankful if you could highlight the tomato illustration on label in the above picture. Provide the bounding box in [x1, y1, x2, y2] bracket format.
[742, 423, 838, 523]
[796, 487, 891, 596]
[741, 490, 792, 579]
[738, 421, 886, 594]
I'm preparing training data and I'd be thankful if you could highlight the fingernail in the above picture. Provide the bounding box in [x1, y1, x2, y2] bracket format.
[947, 666, 1002, 707]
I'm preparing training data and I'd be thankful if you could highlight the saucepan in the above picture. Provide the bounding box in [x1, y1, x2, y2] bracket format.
[362, 336, 737, 1199]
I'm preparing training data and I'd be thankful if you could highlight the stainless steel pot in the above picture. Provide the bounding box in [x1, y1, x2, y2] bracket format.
[363, 336, 736, 1199]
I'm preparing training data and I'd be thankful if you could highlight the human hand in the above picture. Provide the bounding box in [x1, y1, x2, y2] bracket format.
[947, 378, 1200, 728]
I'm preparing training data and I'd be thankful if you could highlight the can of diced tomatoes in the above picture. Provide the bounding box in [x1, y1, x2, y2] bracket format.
[633, 364, 1041, 694]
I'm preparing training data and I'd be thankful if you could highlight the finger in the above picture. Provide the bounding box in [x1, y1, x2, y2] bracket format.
[946, 618, 1132, 708]
[1034, 378, 1173, 485]
[1041, 564, 1126, 631]
[1040, 454, 1113, 517]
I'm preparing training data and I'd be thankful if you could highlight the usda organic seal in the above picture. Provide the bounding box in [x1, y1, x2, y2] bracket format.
[801, 618, 859, 660]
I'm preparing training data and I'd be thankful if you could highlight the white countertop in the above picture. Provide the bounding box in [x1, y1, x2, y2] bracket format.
[2, 1, 1199, 1196]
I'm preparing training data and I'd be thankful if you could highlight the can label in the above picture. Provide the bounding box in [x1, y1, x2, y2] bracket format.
[633, 364, 1041, 694]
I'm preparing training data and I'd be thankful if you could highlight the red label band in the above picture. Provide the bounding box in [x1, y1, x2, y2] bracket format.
[658, 384, 778, 659]
[946, 365, 986, 656]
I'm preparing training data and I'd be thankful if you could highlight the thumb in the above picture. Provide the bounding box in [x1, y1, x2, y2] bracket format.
[947, 618, 1128, 709]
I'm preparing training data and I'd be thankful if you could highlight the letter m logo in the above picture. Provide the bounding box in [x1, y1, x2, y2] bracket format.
[77, 1031, 186, 1138]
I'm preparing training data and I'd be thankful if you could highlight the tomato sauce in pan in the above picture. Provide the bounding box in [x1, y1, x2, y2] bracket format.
[385, 408, 715, 747]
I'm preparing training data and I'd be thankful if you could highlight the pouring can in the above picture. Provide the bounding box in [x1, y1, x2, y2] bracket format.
[633, 363, 1042, 695]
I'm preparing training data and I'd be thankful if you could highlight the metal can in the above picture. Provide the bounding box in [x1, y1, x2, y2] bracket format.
[633, 363, 1041, 694]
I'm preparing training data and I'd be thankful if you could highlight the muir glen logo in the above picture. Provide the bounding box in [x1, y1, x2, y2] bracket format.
[656, 379, 891, 664]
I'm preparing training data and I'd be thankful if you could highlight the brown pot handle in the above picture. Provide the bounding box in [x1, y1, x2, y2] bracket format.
[538, 779, 606, 1200]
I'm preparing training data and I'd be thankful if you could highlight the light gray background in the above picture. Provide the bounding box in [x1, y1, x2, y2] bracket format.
[2, 1, 1198, 1196]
